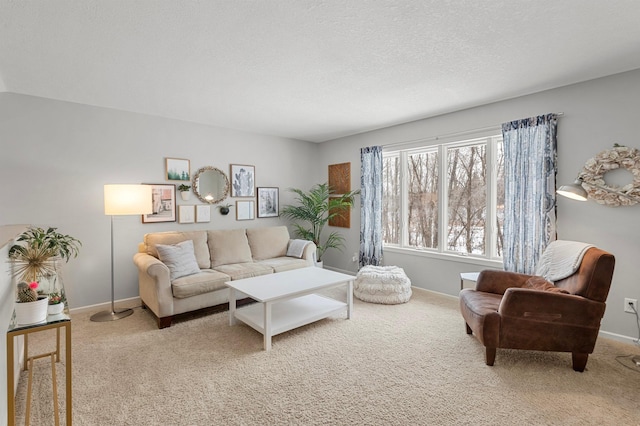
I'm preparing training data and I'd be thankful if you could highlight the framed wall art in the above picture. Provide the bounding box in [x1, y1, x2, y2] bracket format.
[230, 164, 255, 197]
[178, 205, 195, 224]
[328, 162, 351, 194]
[328, 197, 350, 228]
[142, 184, 176, 223]
[195, 205, 211, 223]
[166, 157, 191, 181]
[236, 200, 255, 220]
[257, 187, 279, 218]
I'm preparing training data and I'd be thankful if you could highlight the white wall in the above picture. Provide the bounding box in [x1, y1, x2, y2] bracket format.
[317, 69, 640, 341]
[0, 93, 319, 309]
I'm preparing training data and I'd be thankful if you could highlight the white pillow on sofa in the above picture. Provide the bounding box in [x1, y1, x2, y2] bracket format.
[155, 240, 201, 281]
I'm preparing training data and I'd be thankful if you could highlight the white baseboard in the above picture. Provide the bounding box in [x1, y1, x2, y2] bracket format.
[69, 296, 141, 315]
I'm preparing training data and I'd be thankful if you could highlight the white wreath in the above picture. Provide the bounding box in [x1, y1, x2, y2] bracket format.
[578, 145, 640, 207]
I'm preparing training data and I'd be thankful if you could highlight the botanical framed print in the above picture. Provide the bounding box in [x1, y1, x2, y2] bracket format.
[257, 187, 279, 218]
[230, 164, 255, 197]
[142, 184, 176, 223]
[178, 205, 195, 224]
[328, 162, 351, 194]
[236, 200, 255, 220]
[166, 157, 191, 181]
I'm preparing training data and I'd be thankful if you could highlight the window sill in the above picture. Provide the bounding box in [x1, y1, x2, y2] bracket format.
[383, 246, 504, 269]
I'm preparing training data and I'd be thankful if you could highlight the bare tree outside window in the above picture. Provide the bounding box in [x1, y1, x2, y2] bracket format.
[495, 140, 505, 257]
[382, 155, 400, 245]
[447, 144, 486, 254]
[382, 135, 504, 261]
[408, 150, 439, 249]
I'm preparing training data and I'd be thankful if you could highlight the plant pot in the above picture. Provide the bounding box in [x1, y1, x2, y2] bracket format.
[14, 296, 48, 325]
[315, 260, 323, 268]
[48, 303, 65, 315]
[180, 191, 191, 201]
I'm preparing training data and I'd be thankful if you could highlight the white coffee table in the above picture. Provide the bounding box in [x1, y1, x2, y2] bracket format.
[226, 267, 354, 350]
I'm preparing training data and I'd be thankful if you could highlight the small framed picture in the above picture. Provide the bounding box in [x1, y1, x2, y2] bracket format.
[236, 200, 255, 220]
[178, 205, 195, 224]
[257, 187, 279, 218]
[230, 164, 255, 197]
[142, 184, 176, 223]
[166, 158, 191, 181]
[196, 205, 211, 223]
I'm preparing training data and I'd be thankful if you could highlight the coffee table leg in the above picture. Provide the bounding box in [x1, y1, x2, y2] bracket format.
[347, 280, 353, 319]
[229, 288, 237, 326]
[264, 301, 272, 351]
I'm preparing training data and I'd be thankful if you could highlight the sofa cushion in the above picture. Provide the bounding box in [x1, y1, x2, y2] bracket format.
[207, 229, 253, 267]
[144, 231, 210, 269]
[256, 257, 309, 273]
[213, 262, 273, 280]
[246, 226, 290, 260]
[155, 240, 201, 281]
[171, 269, 231, 299]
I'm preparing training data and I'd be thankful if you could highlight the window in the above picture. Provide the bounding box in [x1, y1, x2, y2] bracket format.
[382, 135, 504, 261]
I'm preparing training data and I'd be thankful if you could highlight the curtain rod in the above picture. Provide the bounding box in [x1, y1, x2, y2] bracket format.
[383, 112, 564, 150]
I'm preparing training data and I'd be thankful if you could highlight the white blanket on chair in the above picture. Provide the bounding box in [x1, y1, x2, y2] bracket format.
[534, 240, 594, 282]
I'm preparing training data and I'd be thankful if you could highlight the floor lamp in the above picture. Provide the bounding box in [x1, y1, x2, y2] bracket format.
[90, 184, 152, 322]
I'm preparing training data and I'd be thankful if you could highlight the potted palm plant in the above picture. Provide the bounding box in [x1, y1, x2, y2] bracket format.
[281, 183, 359, 266]
[9, 227, 81, 309]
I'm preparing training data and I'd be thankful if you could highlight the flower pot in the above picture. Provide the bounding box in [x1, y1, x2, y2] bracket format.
[180, 191, 191, 201]
[48, 303, 65, 315]
[14, 296, 48, 325]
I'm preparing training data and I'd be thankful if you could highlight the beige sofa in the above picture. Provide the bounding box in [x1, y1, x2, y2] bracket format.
[133, 226, 316, 328]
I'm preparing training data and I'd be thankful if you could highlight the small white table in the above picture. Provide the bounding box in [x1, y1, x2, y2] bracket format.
[460, 272, 480, 291]
[226, 268, 354, 350]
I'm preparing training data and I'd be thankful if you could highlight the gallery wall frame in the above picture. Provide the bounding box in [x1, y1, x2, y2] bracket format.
[196, 205, 211, 223]
[178, 205, 195, 224]
[142, 184, 176, 223]
[230, 164, 255, 197]
[257, 187, 279, 218]
[236, 200, 255, 220]
[166, 157, 191, 181]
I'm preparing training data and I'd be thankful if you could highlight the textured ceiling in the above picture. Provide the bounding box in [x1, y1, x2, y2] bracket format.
[2, 1, 640, 142]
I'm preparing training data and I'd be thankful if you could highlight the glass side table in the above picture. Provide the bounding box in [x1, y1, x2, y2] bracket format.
[6, 312, 72, 425]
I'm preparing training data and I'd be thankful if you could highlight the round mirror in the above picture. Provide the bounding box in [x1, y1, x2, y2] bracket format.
[193, 166, 230, 204]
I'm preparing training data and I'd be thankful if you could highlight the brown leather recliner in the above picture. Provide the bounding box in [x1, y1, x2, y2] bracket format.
[459, 246, 615, 372]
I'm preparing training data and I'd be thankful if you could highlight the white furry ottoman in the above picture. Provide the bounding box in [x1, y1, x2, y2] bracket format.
[354, 265, 412, 304]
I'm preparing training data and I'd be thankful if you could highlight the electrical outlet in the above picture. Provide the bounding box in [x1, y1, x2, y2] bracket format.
[352, 252, 358, 263]
[624, 298, 638, 313]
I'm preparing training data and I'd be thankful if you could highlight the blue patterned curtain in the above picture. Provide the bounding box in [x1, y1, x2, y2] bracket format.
[360, 146, 383, 268]
[502, 114, 558, 273]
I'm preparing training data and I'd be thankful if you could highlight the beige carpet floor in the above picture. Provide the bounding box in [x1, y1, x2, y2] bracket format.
[15, 288, 640, 425]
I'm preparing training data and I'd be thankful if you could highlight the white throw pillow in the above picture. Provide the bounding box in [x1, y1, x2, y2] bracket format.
[155, 240, 201, 281]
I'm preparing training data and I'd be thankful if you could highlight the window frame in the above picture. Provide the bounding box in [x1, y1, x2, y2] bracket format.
[383, 134, 504, 268]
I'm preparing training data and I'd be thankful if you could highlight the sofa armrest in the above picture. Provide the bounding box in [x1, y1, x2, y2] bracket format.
[301, 242, 317, 266]
[475, 270, 532, 295]
[498, 288, 605, 327]
[133, 252, 174, 318]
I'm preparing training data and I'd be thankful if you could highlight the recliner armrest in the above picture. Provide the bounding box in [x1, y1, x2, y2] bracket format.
[475, 270, 532, 295]
[498, 288, 605, 327]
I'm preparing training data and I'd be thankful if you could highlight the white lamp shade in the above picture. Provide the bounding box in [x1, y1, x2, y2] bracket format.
[104, 184, 153, 215]
[556, 182, 588, 201]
